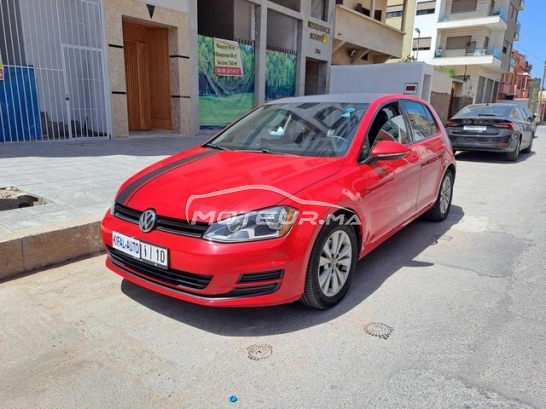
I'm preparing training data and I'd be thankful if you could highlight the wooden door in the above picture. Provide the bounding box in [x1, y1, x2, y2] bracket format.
[123, 20, 171, 131]
[124, 39, 151, 131]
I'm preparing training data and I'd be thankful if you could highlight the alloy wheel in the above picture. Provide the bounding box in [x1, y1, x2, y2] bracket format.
[439, 174, 453, 215]
[318, 230, 353, 297]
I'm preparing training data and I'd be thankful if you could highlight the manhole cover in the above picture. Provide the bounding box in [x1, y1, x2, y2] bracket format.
[364, 322, 393, 340]
[247, 344, 273, 361]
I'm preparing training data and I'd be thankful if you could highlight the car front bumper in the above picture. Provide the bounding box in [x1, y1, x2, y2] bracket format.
[101, 212, 311, 307]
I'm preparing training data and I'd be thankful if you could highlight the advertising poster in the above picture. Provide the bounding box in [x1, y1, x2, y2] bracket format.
[214, 38, 244, 77]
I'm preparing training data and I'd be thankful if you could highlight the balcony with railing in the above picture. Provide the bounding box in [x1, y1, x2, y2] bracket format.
[432, 46, 503, 71]
[333, 4, 404, 64]
[438, 7, 508, 31]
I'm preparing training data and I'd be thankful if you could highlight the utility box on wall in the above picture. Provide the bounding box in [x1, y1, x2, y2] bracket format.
[329, 62, 435, 101]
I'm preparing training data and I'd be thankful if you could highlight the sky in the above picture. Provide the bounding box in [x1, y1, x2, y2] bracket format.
[514, 0, 546, 79]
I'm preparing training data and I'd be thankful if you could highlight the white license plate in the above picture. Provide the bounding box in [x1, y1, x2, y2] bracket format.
[464, 125, 486, 131]
[112, 232, 168, 268]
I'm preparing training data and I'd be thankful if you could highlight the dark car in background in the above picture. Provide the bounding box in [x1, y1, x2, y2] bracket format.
[521, 106, 538, 137]
[445, 103, 534, 161]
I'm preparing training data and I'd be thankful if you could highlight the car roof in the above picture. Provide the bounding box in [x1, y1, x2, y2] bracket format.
[464, 103, 517, 109]
[266, 93, 411, 105]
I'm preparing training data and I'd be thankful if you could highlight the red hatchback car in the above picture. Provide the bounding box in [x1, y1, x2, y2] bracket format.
[101, 94, 456, 309]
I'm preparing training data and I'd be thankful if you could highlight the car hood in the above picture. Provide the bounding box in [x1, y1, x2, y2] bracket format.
[117, 147, 344, 221]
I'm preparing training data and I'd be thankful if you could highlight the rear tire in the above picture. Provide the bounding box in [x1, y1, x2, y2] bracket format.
[506, 137, 521, 161]
[300, 217, 358, 310]
[424, 170, 454, 222]
[522, 137, 533, 154]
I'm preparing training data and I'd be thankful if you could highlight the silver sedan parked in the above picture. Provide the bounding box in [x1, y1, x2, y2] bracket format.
[445, 103, 534, 161]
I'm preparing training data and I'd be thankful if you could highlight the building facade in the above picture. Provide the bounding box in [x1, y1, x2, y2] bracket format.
[497, 50, 532, 100]
[386, 0, 417, 60]
[408, 0, 523, 104]
[1, 0, 338, 141]
[332, 0, 411, 65]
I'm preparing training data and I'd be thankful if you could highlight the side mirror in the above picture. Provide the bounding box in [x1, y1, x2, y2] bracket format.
[362, 140, 410, 164]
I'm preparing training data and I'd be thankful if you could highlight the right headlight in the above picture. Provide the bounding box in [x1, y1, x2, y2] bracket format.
[203, 206, 298, 243]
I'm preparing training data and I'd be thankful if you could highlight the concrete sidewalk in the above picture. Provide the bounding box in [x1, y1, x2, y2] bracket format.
[0, 132, 214, 280]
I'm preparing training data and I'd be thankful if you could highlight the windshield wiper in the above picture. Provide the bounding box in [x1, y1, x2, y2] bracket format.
[234, 148, 299, 156]
[204, 143, 230, 151]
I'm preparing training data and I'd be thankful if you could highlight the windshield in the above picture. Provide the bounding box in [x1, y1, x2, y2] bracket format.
[206, 102, 368, 157]
[456, 105, 510, 117]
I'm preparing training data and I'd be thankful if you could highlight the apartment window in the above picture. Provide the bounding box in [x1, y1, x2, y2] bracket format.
[386, 4, 403, 18]
[416, 1, 436, 15]
[416, 8, 435, 15]
[387, 10, 403, 18]
[503, 40, 512, 54]
[355, 3, 371, 16]
[311, 0, 327, 21]
[451, 0, 478, 13]
[269, 0, 300, 12]
[446, 35, 472, 50]
[412, 37, 432, 51]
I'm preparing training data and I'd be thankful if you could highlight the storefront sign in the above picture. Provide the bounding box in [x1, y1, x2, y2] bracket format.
[214, 38, 244, 77]
[307, 21, 330, 44]
[308, 21, 330, 44]
[528, 78, 541, 114]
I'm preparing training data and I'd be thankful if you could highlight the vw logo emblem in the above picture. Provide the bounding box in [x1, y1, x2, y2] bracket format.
[139, 209, 157, 233]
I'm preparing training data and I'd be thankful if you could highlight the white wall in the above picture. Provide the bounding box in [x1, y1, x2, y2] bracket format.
[432, 69, 454, 93]
[329, 62, 435, 100]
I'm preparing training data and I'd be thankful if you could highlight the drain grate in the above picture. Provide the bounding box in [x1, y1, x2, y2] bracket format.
[247, 344, 273, 361]
[364, 322, 394, 340]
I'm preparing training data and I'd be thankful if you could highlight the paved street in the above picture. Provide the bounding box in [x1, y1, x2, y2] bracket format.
[1, 130, 546, 408]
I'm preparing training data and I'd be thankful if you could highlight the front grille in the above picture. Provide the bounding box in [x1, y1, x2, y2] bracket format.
[107, 246, 212, 290]
[113, 203, 209, 238]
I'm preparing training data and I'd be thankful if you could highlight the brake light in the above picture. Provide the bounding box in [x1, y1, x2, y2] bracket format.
[493, 122, 516, 130]
[445, 121, 459, 127]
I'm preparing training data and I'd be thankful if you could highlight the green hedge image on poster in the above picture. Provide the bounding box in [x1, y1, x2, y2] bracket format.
[198, 35, 255, 127]
[265, 50, 296, 102]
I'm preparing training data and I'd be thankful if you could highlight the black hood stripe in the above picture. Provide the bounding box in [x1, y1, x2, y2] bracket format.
[117, 150, 218, 206]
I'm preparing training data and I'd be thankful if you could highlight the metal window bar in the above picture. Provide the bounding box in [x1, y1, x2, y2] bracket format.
[0, 0, 109, 142]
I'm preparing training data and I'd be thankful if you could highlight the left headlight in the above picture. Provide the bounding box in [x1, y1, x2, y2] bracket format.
[203, 206, 298, 243]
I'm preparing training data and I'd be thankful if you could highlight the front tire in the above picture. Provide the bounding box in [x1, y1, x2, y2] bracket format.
[300, 217, 358, 310]
[424, 170, 454, 222]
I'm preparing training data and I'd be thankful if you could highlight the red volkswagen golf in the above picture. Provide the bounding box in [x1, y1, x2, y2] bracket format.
[101, 94, 456, 309]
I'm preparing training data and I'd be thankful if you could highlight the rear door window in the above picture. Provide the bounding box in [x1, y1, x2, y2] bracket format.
[401, 101, 438, 141]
